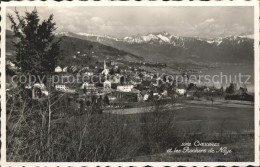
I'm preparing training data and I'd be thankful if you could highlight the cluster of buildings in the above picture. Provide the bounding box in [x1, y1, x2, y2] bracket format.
[52, 60, 145, 103]
[7, 54, 252, 107]
[18, 58, 215, 103]
[50, 59, 195, 105]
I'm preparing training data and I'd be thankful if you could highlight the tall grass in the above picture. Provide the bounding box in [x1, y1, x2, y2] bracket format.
[6, 89, 254, 162]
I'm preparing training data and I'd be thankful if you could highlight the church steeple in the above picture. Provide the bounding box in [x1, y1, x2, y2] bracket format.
[104, 59, 106, 69]
[102, 59, 109, 79]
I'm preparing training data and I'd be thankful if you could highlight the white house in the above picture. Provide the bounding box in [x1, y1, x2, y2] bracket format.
[110, 74, 120, 83]
[153, 92, 159, 96]
[55, 84, 66, 91]
[6, 60, 17, 70]
[176, 88, 186, 95]
[162, 90, 168, 97]
[81, 82, 95, 90]
[63, 67, 68, 72]
[143, 94, 149, 101]
[55, 66, 62, 73]
[104, 80, 112, 89]
[117, 85, 134, 92]
[42, 90, 49, 96]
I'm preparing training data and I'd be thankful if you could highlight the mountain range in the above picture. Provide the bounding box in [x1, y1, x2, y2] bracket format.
[6, 29, 254, 66]
[55, 31, 254, 64]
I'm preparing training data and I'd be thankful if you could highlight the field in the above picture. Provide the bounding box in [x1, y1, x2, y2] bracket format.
[104, 100, 254, 134]
[174, 101, 254, 133]
[92, 100, 254, 161]
[7, 94, 254, 161]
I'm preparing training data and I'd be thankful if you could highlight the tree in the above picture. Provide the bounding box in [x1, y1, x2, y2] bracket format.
[88, 44, 94, 55]
[109, 68, 115, 75]
[8, 8, 60, 83]
[225, 83, 236, 94]
[7, 8, 61, 161]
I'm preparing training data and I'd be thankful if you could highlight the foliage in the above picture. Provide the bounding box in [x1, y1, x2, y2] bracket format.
[8, 8, 60, 79]
[225, 83, 236, 94]
[7, 90, 178, 161]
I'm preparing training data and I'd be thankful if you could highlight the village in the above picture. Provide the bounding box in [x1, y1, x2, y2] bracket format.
[6, 51, 253, 115]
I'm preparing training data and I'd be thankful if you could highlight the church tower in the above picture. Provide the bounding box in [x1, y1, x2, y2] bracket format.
[102, 59, 109, 78]
[104, 59, 106, 69]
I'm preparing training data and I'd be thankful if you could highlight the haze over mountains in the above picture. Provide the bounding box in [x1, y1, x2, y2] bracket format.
[55, 31, 254, 64]
[6, 29, 254, 66]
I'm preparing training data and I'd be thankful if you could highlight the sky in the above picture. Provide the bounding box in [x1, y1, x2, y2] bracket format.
[6, 6, 254, 38]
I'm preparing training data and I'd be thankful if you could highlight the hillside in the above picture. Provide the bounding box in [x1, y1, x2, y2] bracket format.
[6, 30, 145, 66]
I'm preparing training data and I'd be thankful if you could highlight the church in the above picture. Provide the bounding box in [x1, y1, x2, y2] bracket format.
[101, 60, 109, 77]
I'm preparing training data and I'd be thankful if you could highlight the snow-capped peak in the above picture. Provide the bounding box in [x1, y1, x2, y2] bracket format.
[76, 32, 119, 41]
[206, 38, 222, 45]
[157, 34, 170, 43]
[55, 31, 253, 47]
[123, 32, 181, 44]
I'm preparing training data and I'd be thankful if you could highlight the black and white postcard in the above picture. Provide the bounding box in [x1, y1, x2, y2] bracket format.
[1, 1, 259, 167]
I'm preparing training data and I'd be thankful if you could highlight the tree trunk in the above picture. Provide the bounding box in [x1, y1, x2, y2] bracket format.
[47, 76, 52, 160]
